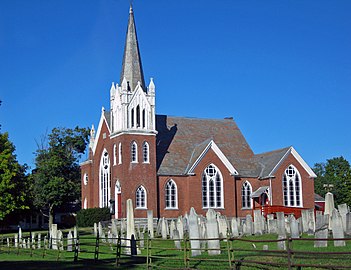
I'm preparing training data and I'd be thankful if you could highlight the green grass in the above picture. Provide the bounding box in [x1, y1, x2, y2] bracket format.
[1, 230, 351, 269]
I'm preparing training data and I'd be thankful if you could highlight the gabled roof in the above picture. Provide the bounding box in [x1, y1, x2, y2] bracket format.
[156, 115, 254, 175]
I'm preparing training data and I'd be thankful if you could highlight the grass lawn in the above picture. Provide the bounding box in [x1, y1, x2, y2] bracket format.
[1, 229, 351, 269]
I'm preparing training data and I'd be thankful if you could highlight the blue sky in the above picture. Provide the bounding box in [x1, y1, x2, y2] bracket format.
[1, 0, 350, 169]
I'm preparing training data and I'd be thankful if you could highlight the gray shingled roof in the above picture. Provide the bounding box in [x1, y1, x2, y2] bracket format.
[253, 147, 291, 178]
[156, 115, 255, 175]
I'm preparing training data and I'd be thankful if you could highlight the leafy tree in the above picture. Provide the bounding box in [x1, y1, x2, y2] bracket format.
[32, 126, 89, 228]
[0, 132, 29, 220]
[313, 156, 351, 206]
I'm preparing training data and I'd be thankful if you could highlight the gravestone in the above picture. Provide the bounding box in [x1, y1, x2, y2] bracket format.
[173, 229, 181, 250]
[324, 192, 335, 229]
[188, 207, 201, 256]
[58, 230, 64, 250]
[314, 214, 328, 248]
[244, 215, 253, 235]
[112, 219, 118, 237]
[170, 220, 176, 239]
[147, 210, 154, 238]
[346, 212, 351, 236]
[276, 212, 286, 236]
[31, 232, 36, 249]
[67, 231, 73, 251]
[37, 233, 41, 249]
[217, 215, 228, 238]
[51, 224, 58, 250]
[14, 234, 18, 248]
[94, 222, 98, 237]
[206, 209, 220, 255]
[277, 234, 286, 250]
[126, 199, 135, 242]
[231, 217, 239, 237]
[161, 217, 168, 239]
[199, 221, 207, 251]
[139, 231, 144, 249]
[307, 209, 316, 235]
[290, 216, 300, 238]
[177, 216, 184, 239]
[253, 210, 263, 235]
[331, 209, 345, 247]
[338, 204, 349, 232]
[301, 210, 309, 233]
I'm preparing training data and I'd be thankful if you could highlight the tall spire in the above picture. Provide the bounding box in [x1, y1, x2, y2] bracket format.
[120, 5, 146, 91]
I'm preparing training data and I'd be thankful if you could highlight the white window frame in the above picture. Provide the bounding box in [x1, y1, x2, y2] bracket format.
[118, 142, 122, 164]
[202, 164, 224, 209]
[283, 165, 303, 207]
[142, 141, 149, 163]
[241, 181, 252, 209]
[131, 141, 138, 163]
[99, 149, 111, 208]
[113, 144, 117, 166]
[165, 179, 178, 209]
[136, 185, 147, 209]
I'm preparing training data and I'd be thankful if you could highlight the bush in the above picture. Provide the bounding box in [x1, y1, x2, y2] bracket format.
[76, 207, 110, 227]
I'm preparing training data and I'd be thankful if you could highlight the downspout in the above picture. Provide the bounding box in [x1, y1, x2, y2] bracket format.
[234, 175, 238, 218]
[269, 177, 273, 206]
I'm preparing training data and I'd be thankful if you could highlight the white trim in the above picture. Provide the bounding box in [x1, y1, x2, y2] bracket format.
[92, 108, 111, 155]
[135, 185, 147, 209]
[187, 140, 238, 175]
[110, 130, 157, 138]
[268, 146, 317, 178]
[165, 179, 178, 209]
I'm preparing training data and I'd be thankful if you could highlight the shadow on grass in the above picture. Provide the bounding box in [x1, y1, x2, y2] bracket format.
[0, 257, 147, 270]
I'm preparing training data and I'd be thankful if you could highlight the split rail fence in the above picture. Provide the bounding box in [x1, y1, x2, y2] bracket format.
[1, 233, 351, 269]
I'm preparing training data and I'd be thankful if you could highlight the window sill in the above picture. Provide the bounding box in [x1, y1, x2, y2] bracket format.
[131, 161, 138, 164]
[165, 208, 179, 210]
[135, 207, 147, 210]
[241, 207, 253, 210]
[202, 207, 225, 210]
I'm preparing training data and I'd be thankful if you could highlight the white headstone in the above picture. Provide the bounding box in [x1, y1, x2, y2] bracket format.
[67, 231, 73, 251]
[206, 209, 221, 255]
[126, 199, 135, 241]
[231, 218, 239, 237]
[331, 209, 345, 247]
[176, 216, 184, 240]
[188, 207, 201, 256]
[147, 210, 154, 238]
[51, 224, 58, 250]
[161, 218, 168, 239]
[324, 192, 335, 230]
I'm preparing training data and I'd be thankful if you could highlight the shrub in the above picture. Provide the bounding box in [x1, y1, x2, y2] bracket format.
[76, 207, 110, 227]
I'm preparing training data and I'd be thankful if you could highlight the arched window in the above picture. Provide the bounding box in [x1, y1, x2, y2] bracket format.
[113, 144, 117, 165]
[283, 165, 302, 207]
[202, 164, 223, 208]
[136, 185, 147, 208]
[136, 105, 141, 127]
[99, 149, 111, 207]
[118, 143, 122, 164]
[143, 142, 149, 163]
[142, 109, 146, 128]
[83, 173, 88, 186]
[241, 181, 252, 209]
[165, 179, 178, 209]
[131, 141, 138, 163]
[131, 108, 135, 127]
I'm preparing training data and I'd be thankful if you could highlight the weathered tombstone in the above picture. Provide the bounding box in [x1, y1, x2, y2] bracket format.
[324, 192, 335, 229]
[176, 216, 184, 240]
[244, 215, 253, 235]
[290, 216, 300, 238]
[58, 230, 64, 250]
[346, 212, 351, 236]
[126, 199, 136, 254]
[301, 210, 309, 233]
[139, 231, 144, 249]
[331, 209, 345, 247]
[107, 231, 113, 244]
[199, 221, 207, 251]
[231, 217, 239, 237]
[112, 219, 118, 237]
[338, 204, 349, 232]
[277, 234, 286, 250]
[173, 229, 181, 250]
[121, 219, 127, 235]
[44, 236, 48, 250]
[51, 224, 58, 250]
[6, 238, 10, 247]
[14, 234, 18, 248]
[206, 209, 220, 255]
[314, 214, 328, 248]
[188, 207, 201, 256]
[31, 232, 36, 249]
[276, 212, 286, 236]
[253, 210, 263, 235]
[161, 218, 168, 239]
[18, 227, 22, 247]
[217, 215, 228, 238]
[307, 209, 316, 235]
[263, 245, 269, 250]
[170, 220, 176, 239]
[37, 233, 41, 249]
[94, 222, 98, 237]
[67, 231, 73, 251]
[147, 210, 154, 238]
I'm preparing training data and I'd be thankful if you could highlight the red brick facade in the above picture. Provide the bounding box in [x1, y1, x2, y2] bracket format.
[80, 6, 316, 219]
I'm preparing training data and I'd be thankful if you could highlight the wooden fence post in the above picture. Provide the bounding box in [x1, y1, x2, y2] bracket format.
[115, 231, 121, 267]
[94, 232, 99, 261]
[287, 237, 292, 270]
[146, 231, 150, 269]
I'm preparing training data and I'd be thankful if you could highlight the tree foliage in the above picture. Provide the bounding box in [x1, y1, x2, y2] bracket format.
[32, 126, 89, 225]
[0, 132, 29, 220]
[313, 156, 351, 206]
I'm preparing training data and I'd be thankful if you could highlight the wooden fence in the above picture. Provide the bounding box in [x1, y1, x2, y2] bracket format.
[1, 232, 351, 269]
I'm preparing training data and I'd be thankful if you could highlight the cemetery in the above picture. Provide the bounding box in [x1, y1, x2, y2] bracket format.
[1, 193, 351, 269]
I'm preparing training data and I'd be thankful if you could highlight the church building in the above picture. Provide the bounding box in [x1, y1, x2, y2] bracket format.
[81, 6, 317, 219]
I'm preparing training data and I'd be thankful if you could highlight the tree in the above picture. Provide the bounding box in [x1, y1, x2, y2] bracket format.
[313, 156, 351, 206]
[0, 132, 29, 220]
[32, 126, 89, 228]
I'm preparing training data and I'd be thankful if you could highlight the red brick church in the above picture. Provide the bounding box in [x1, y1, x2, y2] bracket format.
[81, 6, 316, 219]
